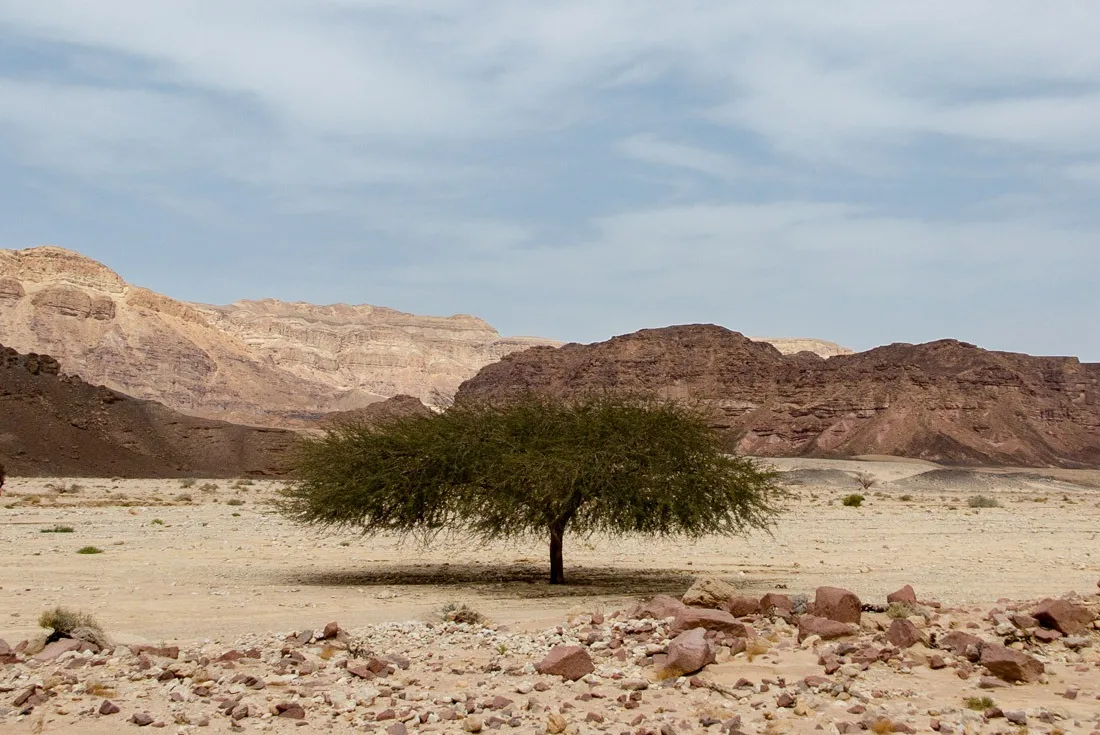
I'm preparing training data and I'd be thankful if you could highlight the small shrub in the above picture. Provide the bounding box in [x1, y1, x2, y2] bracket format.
[46, 482, 83, 494]
[40, 525, 75, 533]
[226, 498, 245, 506]
[964, 696, 995, 711]
[175, 493, 193, 503]
[967, 495, 1000, 508]
[899, 494, 913, 502]
[856, 472, 876, 491]
[842, 494, 865, 508]
[886, 601, 928, 620]
[234, 479, 255, 487]
[38, 606, 110, 648]
[151, 518, 165, 526]
[76, 546, 103, 554]
[871, 719, 897, 735]
[179, 478, 197, 489]
[199, 483, 219, 493]
[439, 602, 486, 625]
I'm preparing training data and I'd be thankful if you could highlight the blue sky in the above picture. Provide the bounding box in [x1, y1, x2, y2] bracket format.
[1, 1, 1099, 359]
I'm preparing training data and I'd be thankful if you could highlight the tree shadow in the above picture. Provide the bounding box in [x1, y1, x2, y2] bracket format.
[279, 562, 703, 599]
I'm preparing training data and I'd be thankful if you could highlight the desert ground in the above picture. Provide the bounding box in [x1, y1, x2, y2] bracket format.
[2, 458, 1099, 734]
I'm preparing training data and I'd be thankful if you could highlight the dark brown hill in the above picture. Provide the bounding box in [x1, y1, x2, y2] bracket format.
[456, 325, 1100, 468]
[0, 344, 297, 477]
[319, 394, 433, 428]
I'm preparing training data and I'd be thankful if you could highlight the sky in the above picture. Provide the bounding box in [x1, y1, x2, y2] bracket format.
[1, 1, 1099, 360]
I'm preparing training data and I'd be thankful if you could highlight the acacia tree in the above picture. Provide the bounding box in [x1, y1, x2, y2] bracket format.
[280, 393, 784, 584]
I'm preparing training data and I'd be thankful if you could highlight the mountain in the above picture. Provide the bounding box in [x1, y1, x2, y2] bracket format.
[0, 246, 557, 425]
[0, 343, 295, 477]
[456, 324, 1100, 468]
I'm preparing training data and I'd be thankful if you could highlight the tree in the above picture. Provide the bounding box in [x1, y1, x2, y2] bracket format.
[279, 393, 785, 584]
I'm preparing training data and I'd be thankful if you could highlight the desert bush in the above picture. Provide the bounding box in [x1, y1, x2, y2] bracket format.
[439, 602, 486, 625]
[226, 498, 245, 506]
[856, 472, 876, 490]
[886, 601, 928, 620]
[964, 696, 995, 711]
[179, 478, 197, 488]
[899, 494, 913, 502]
[151, 518, 165, 526]
[282, 392, 784, 584]
[39, 606, 110, 648]
[234, 479, 255, 487]
[40, 525, 75, 533]
[842, 494, 865, 508]
[76, 545, 103, 554]
[199, 483, 219, 493]
[46, 482, 83, 494]
[967, 495, 1000, 508]
[175, 493, 193, 503]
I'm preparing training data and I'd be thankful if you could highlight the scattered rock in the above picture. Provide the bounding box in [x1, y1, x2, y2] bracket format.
[632, 595, 687, 620]
[980, 643, 1045, 683]
[814, 587, 862, 624]
[130, 712, 154, 726]
[682, 576, 738, 609]
[1032, 598, 1095, 635]
[887, 585, 917, 604]
[886, 618, 924, 649]
[670, 608, 751, 636]
[798, 615, 858, 642]
[536, 645, 594, 681]
[663, 628, 715, 677]
[99, 700, 120, 715]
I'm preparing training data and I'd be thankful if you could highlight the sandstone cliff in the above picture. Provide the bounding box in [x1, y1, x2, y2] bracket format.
[0, 246, 555, 425]
[456, 325, 1100, 468]
[0, 343, 296, 477]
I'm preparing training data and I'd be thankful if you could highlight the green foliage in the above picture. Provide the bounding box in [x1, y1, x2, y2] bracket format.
[38, 606, 109, 648]
[964, 696, 995, 711]
[281, 392, 785, 583]
[440, 602, 486, 625]
[842, 494, 865, 507]
[76, 545, 103, 554]
[41, 525, 75, 533]
[967, 495, 1000, 508]
[226, 498, 245, 506]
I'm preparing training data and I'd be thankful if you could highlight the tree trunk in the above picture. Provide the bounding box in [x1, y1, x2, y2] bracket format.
[549, 524, 566, 585]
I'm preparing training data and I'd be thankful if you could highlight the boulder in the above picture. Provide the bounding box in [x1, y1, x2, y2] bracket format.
[663, 628, 715, 676]
[886, 619, 924, 649]
[797, 615, 858, 643]
[536, 646, 594, 681]
[814, 587, 862, 624]
[1032, 598, 1095, 636]
[631, 595, 687, 620]
[759, 593, 793, 614]
[725, 596, 762, 617]
[682, 577, 738, 610]
[887, 585, 917, 604]
[979, 643, 1044, 683]
[937, 631, 985, 658]
[670, 609, 751, 637]
[99, 700, 120, 715]
[33, 638, 83, 662]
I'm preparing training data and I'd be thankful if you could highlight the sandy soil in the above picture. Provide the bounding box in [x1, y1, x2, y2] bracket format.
[2, 458, 1098, 646]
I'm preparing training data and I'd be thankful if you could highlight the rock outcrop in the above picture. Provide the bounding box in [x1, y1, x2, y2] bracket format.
[0, 246, 555, 425]
[456, 324, 1100, 468]
[0, 343, 295, 477]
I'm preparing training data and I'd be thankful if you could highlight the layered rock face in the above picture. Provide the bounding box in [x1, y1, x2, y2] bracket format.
[0, 343, 296, 477]
[0, 247, 554, 425]
[192, 299, 556, 407]
[457, 324, 1100, 467]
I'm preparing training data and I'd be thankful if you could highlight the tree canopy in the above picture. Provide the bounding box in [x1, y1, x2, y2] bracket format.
[280, 392, 784, 584]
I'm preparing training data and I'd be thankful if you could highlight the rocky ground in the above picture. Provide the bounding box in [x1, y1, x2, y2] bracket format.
[2, 459, 1099, 734]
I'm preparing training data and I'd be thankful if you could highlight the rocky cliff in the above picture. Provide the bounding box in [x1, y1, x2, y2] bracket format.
[0, 343, 296, 477]
[456, 325, 1100, 468]
[0, 246, 556, 424]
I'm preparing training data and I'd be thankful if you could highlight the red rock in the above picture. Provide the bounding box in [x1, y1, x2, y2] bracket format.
[375, 709, 396, 720]
[776, 692, 795, 708]
[321, 622, 340, 640]
[347, 663, 376, 680]
[725, 596, 761, 617]
[979, 643, 1044, 683]
[759, 593, 793, 614]
[386, 724, 407, 735]
[130, 712, 154, 726]
[928, 655, 946, 670]
[670, 609, 751, 637]
[887, 585, 917, 605]
[797, 615, 858, 642]
[276, 702, 307, 720]
[937, 631, 985, 658]
[1032, 598, 1095, 635]
[99, 700, 120, 715]
[886, 619, 924, 649]
[1033, 628, 1062, 643]
[536, 646, 594, 681]
[664, 628, 715, 676]
[1010, 613, 1039, 630]
[631, 595, 687, 620]
[814, 587, 861, 624]
[33, 638, 82, 662]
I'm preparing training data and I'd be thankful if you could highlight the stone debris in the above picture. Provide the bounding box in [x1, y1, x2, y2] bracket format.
[1, 586, 1097, 734]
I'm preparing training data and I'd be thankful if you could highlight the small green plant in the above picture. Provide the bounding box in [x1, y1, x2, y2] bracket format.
[967, 495, 1000, 508]
[440, 602, 486, 625]
[226, 498, 245, 506]
[899, 494, 913, 502]
[179, 478, 197, 489]
[199, 483, 219, 493]
[495, 642, 509, 655]
[151, 518, 165, 526]
[964, 696, 995, 711]
[76, 546, 103, 555]
[842, 494, 865, 507]
[175, 493, 193, 503]
[886, 601, 928, 620]
[231, 512, 241, 517]
[40, 525, 75, 533]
